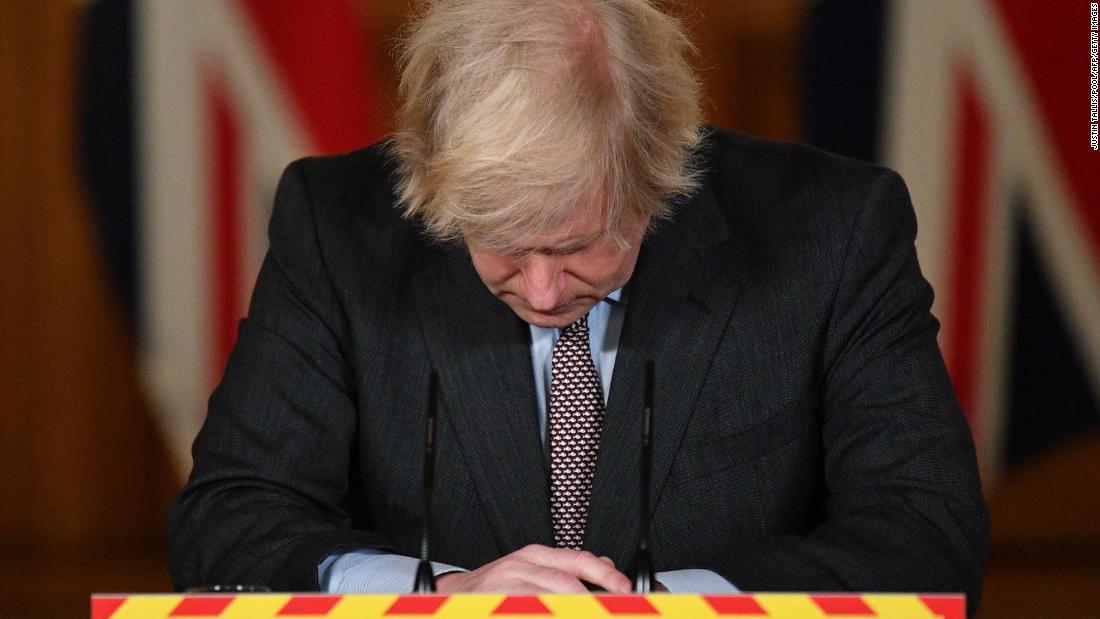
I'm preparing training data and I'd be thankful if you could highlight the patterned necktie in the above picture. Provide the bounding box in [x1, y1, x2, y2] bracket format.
[549, 315, 605, 549]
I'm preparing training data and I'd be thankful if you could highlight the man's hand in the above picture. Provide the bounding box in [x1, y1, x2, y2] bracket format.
[435, 544, 631, 594]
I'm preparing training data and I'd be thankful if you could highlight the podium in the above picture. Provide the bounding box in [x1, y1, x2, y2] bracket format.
[91, 593, 965, 618]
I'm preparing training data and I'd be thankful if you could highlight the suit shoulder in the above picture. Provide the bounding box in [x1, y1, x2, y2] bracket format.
[697, 127, 904, 222]
[273, 139, 431, 260]
[285, 139, 407, 227]
[268, 140, 428, 298]
[690, 128, 917, 285]
[699, 126, 894, 182]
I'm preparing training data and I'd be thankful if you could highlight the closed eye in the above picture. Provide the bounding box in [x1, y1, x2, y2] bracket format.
[545, 243, 589, 256]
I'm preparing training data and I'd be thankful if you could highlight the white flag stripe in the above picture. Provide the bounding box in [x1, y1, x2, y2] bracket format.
[137, 0, 312, 476]
[886, 0, 1100, 476]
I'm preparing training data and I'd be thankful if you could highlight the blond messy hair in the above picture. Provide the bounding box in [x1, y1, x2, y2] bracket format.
[391, 0, 704, 250]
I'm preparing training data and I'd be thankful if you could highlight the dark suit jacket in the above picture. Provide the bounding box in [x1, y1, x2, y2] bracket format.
[168, 128, 988, 612]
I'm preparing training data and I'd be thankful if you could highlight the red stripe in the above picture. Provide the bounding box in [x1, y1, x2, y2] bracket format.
[277, 595, 342, 615]
[919, 594, 966, 619]
[169, 596, 235, 616]
[205, 76, 245, 388]
[595, 596, 659, 615]
[946, 68, 990, 428]
[492, 596, 552, 615]
[91, 596, 127, 619]
[809, 595, 874, 615]
[702, 595, 767, 615]
[991, 0, 1100, 262]
[236, 0, 385, 153]
[384, 595, 449, 615]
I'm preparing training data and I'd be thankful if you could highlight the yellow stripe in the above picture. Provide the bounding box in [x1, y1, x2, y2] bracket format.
[107, 595, 181, 619]
[218, 594, 286, 618]
[862, 594, 943, 619]
[755, 594, 827, 618]
[96, 593, 961, 618]
[648, 594, 724, 617]
[531, 594, 603, 618]
[431, 594, 501, 618]
[326, 594, 397, 618]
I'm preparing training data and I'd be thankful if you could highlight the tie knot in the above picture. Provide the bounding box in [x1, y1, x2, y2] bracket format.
[562, 315, 589, 338]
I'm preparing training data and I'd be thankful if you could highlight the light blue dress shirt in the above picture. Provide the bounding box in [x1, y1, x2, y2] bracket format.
[319, 290, 737, 593]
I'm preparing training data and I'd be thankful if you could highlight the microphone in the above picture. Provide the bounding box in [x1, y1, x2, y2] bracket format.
[629, 361, 656, 593]
[413, 372, 439, 593]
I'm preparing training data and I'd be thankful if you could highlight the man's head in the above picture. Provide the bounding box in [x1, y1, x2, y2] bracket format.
[392, 0, 702, 325]
[467, 193, 647, 327]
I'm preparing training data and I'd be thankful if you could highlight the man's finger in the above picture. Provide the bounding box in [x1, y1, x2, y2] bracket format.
[516, 545, 631, 593]
[503, 560, 590, 594]
[566, 551, 631, 593]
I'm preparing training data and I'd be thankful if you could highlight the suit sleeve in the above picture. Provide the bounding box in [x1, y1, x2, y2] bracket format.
[702, 170, 989, 615]
[167, 160, 392, 591]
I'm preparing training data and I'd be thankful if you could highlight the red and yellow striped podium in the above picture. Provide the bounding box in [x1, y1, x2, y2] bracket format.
[91, 593, 965, 619]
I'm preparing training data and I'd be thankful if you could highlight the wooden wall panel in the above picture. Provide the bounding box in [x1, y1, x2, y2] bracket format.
[0, 1, 178, 616]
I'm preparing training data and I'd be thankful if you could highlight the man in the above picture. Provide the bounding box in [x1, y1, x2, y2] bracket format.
[168, 0, 988, 610]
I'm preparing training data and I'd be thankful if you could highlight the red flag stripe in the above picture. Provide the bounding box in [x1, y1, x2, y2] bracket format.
[205, 75, 245, 388]
[946, 67, 991, 428]
[991, 0, 1100, 260]
[236, 0, 384, 154]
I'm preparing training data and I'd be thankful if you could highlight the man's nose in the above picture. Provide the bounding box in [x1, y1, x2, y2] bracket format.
[522, 254, 565, 311]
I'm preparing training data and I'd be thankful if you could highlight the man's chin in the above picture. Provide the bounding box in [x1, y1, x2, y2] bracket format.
[512, 305, 587, 329]
[523, 315, 579, 329]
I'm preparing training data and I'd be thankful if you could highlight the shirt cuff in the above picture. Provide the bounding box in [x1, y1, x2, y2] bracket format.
[319, 549, 467, 593]
[655, 569, 739, 593]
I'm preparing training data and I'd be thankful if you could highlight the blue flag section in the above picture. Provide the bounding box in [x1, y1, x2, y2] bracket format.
[803, 0, 886, 165]
[80, 0, 138, 326]
[1007, 211, 1100, 468]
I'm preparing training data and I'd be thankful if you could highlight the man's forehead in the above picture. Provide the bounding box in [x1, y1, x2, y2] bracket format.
[473, 194, 609, 252]
[511, 228, 606, 252]
[518, 200, 609, 244]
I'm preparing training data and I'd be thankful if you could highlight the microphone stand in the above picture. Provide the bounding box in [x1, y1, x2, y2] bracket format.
[629, 361, 656, 593]
[413, 372, 439, 593]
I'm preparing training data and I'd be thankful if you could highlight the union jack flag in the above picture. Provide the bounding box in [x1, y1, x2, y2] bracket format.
[808, 0, 1100, 480]
[81, 0, 386, 475]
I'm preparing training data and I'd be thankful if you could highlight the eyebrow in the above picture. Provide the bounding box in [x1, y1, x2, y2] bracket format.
[524, 231, 604, 254]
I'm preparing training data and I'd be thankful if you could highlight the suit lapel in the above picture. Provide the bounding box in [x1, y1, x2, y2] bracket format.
[411, 245, 555, 554]
[584, 185, 743, 566]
